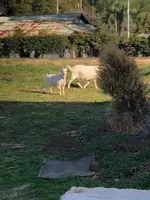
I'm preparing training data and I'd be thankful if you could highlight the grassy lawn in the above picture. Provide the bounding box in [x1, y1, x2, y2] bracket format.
[0, 61, 150, 200]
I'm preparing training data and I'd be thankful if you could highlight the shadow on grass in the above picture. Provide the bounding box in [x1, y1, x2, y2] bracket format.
[18, 83, 80, 94]
[1, 100, 150, 156]
[1, 100, 150, 200]
[0, 100, 109, 156]
[19, 89, 42, 94]
[69, 83, 80, 88]
[18, 89, 59, 95]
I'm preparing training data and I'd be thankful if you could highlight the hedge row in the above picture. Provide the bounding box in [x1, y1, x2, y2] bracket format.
[0, 35, 69, 58]
[0, 33, 150, 58]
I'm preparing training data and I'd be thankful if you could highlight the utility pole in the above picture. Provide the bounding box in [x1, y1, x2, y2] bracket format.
[127, 0, 130, 39]
[80, 0, 82, 13]
[56, 0, 59, 14]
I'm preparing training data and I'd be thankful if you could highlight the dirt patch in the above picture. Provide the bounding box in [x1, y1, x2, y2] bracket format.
[146, 80, 150, 84]
[134, 58, 150, 66]
[45, 134, 78, 154]
[10, 90, 19, 94]
[44, 127, 88, 154]
[0, 58, 99, 67]
[1, 57, 150, 67]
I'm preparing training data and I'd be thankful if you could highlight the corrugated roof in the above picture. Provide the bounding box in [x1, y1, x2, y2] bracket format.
[0, 13, 90, 23]
[0, 13, 96, 37]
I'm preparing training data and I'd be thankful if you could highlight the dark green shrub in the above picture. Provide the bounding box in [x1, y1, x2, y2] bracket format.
[98, 45, 149, 132]
[1, 33, 150, 58]
[131, 36, 150, 57]
[119, 36, 150, 57]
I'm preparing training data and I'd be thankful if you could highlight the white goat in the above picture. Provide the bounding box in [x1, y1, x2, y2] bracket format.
[40, 67, 67, 95]
[67, 65, 98, 89]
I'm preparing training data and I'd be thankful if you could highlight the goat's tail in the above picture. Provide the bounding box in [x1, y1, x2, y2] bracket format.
[67, 65, 72, 71]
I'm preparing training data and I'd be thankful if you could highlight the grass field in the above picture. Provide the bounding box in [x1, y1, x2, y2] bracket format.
[0, 59, 150, 200]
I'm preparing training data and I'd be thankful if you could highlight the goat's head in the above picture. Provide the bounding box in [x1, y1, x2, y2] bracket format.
[61, 67, 67, 78]
[66, 65, 72, 71]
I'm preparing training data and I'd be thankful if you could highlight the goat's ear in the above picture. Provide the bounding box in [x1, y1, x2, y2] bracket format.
[64, 67, 67, 70]
[62, 67, 67, 71]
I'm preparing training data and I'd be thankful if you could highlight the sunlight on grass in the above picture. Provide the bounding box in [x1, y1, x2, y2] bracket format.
[0, 64, 111, 102]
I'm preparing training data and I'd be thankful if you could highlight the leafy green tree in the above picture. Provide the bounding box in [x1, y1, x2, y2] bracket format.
[96, 0, 127, 36]
[2, 0, 93, 16]
[58, 0, 78, 13]
[9, 0, 34, 15]
[91, 22, 119, 54]
[95, 0, 150, 36]
[133, 12, 150, 34]
[33, 0, 57, 14]
[9, 0, 57, 15]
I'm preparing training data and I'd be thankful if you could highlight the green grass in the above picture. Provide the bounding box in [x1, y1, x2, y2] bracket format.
[0, 63, 150, 200]
[141, 65, 150, 87]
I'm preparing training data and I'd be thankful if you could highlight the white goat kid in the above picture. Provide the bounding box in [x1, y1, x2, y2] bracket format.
[67, 65, 98, 89]
[40, 67, 67, 95]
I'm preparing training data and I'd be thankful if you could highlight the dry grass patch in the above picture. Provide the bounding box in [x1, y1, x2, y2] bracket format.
[0, 57, 150, 67]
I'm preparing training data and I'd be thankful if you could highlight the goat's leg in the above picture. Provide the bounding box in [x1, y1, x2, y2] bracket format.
[40, 85, 45, 93]
[50, 87, 53, 94]
[68, 78, 74, 89]
[58, 86, 62, 95]
[77, 81, 83, 88]
[94, 79, 98, 89]
[62, 86, 65, 95]
[83, 81, 90, 89]
[62, 83, 65, 95]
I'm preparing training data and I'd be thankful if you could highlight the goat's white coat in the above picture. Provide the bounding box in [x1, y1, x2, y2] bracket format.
[67, 65, 98, 89]
[60, 186, 150, 200]
[41, 68, 67, 95]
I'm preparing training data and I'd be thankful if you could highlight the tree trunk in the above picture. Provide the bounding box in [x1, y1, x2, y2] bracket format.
[117, 6, 125, 37]
[120, 22, 125, 37]
[114, 17, 118, 33]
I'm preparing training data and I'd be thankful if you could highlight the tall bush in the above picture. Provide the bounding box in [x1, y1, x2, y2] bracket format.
[98, 45, 149, 132]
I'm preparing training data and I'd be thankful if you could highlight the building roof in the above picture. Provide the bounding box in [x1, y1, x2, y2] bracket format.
[0, 13, 90, 23]
[0, 13, 96, 37]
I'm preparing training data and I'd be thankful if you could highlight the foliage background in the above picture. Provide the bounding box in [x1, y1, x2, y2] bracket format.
[0, 33, 150, 58]
[1, 0, 150, 35]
